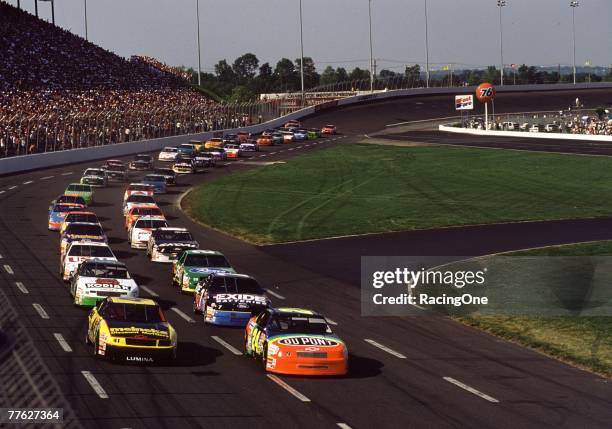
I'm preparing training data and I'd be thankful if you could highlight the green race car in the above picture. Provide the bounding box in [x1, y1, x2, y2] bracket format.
[307, 129, 320, 140]
[64, 183, 94, 205]
[172, 249, 235, 293]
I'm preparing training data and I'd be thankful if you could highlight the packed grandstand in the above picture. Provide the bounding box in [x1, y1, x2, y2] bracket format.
[0, 1, 254, 157]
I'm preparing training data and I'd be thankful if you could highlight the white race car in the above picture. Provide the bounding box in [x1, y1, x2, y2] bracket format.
[128, 216, 168, 249]
[61, 241, 117, 282]
[70, 260, 139, 307]
[159, 146, 179, 162]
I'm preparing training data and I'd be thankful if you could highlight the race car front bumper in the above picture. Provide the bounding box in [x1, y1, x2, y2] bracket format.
[98, 343, 176, 363]
[265, 355, 348, 376]
[205, 309, 252, 326]
[151, 250, 176, 263]
[48, 221, 61, 231]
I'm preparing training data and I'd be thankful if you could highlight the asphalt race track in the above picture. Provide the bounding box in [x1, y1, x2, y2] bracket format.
[1, 89, 612, 429]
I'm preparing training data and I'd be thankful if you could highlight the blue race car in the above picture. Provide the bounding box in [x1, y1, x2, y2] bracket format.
[48, 203, 85, 230]
[193, 272, 270, 326]
[142, 174, 167, 194]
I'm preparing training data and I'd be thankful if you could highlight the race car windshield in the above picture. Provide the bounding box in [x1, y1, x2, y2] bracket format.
[127, 195, 155, 204]
[135, 219, 167, 229]
[156, 231, 193, 241]
[103, 303, 165, 323]
[107, 165, 125, 171]
[54, 205, 80, 213]
[154, 169, 173, 175]
[68, 245, 113, 258]
[65, 214, 97, 223]
[85, 170, 104, 176]
[184, 254, 231, 268]
[144, 175, 165, 182]
[134, 208, 162, 217]
[80, 263, 130, 278]
[67, 185, 91, 192]
[66, 224, 104, 236]
[128, 185, 153, 192]
[57, 195, 85, 205]
[209, 276, 263, 295]
[271, 316, 332, 335]
[135, 155, 150, 161]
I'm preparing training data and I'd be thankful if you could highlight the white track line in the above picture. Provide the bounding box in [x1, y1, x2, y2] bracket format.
[267, 374, 311, 402]
[0, 190, 5, 194]
[288, 148, 295, 151]
[32, 303, 50, 319]
[364, 339, 407, 359]
[40, 176, 54, 180]
[61, 172, 73, 176]
[211, 336, 242, 355]
[53, 333, 73, 352]
[139, 285, 158, 297]
[325, 318, 338, 326]
[3, 264, 14, 275]
[170, 307, 195, 323]
[8, 186, 17, 190]
[337, 424, 353, 429]
[443, 377, 500, 403]
[0, 253, 2, 259]
[270, 152, 277, 154]
[265, 288, 285, 300]
[15, 281, 29, 294]
[22, 180, 33, 185]
[81, 371, 109, 399]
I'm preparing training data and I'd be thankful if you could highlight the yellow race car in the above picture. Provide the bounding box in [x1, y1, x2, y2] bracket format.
[86, 297, 177, 363]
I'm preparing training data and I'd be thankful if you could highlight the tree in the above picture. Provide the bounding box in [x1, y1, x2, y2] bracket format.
[294, 57, 320, 89]
[405, 64, 421, 83]
[274, 58, 298, 91]
[349, 67, 370, 81]
[320, 66, 338, 86]
[232, 53, 259, 81]
[228, 85, 256, 103]
[336, 67, 349, 82]
[214, 59, 236, 84]
[379, 69, 396, 79]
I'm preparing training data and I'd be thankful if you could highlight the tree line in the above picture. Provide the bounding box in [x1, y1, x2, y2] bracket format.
[182, 53, 612, 102]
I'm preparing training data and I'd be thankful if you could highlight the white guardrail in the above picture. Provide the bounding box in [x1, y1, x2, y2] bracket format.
[438, 124, 612, 142]
[2, 82, 612, 175]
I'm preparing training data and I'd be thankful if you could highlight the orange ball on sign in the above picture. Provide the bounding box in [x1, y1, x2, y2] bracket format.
[476, 83, 496, 102]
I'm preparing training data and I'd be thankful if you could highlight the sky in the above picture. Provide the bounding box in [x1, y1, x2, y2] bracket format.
[7, 0, 612, 73]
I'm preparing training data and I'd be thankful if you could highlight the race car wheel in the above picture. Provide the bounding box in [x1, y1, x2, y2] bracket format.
[261, 344, 268, 370]
[193, 298, 201, 315]
[85, 330, 91, 345]
[92, 334, 99, 357]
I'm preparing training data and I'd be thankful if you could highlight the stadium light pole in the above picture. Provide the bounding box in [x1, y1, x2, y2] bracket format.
[299, 0, 305, 105]
[424, 0, 430, 88]
[497, 0, 506, 86]
[196, 0, 202, 86]
[368, 0, 374, 92]
[570, 1, 579, 85]
[84, 0, 88, 41]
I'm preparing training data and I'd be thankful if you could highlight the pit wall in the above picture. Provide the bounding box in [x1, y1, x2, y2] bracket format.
[2, 82, 612, 175]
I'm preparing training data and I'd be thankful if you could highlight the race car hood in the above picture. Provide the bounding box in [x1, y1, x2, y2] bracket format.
[105, 320, 170, 339]
[64, 235, 105, 243]
[79, 277, 137, 292]
[268, 334, 345, 348]
[211, 292, 269, 307]
[156, 241, 198, 248]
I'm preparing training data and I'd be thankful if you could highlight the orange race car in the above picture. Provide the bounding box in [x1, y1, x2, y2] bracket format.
[321, 124, 337, 135]
[124, 205, 165, 230]
[245, 307, 348, 376]
[256, 135, 272, 146]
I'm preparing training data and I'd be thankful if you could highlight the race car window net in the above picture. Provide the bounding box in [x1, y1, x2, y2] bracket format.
[102, 303, 165, 323]
[135, 219, 167, 229]
[65, 224, 104, 236]
[270, 316, 332, 335]
[209, 277, 264, 295]
[80, 263, 130, 279]
[155, 231, 193, 241]
[184, 255, 231, 268]
[68, 245, 113, 258]
[65, 214, 97, 224]
[127, 195, 155, 204]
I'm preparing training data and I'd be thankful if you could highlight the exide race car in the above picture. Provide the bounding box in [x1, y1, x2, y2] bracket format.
[86, 297, 177, 363]
[70, 260, 139, 306]
[193, 272, 269, 326]
[245, 307, 348, 376]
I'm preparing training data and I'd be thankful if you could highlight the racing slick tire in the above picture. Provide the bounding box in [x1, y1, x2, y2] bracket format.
[261, 344, 268, 371]
[193, 299, 200, 315]
[92, 334, 100, 357]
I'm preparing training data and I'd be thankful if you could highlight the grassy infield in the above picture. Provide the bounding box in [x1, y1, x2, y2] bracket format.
[184, 144, 612, 377]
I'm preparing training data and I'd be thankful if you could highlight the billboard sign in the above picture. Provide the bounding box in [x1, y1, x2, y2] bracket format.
[455, 95, 474, 111]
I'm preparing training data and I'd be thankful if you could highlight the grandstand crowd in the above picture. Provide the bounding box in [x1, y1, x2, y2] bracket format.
[0, 1, 255, 157]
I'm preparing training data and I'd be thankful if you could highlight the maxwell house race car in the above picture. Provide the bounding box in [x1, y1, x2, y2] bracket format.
[172, 250, 235, 293]
[193, 272, 270, 326]
[70, 260, 139, 306]
[244, 307, 348, 376]
[48, 203, 85, 230]
[86, 297, 177, 363]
